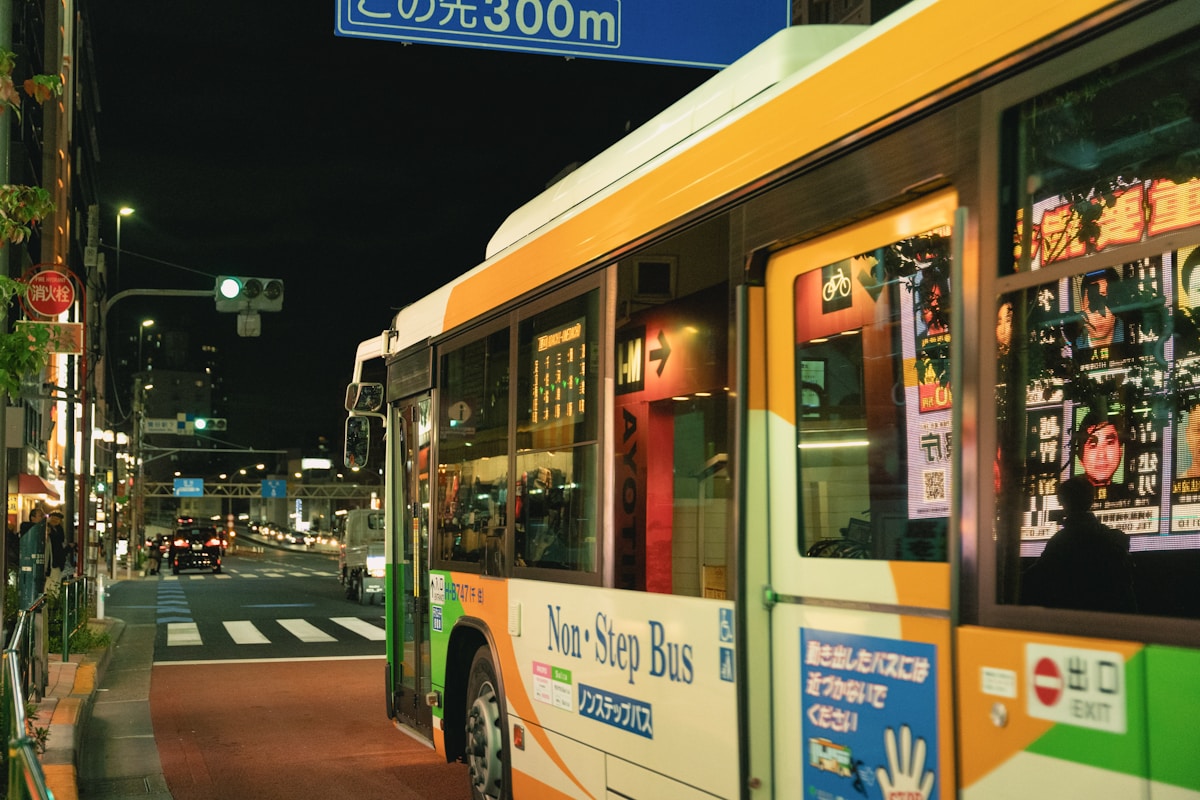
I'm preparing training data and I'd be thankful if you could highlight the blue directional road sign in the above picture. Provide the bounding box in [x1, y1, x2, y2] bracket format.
[335, 0, 791, 68]
[174, 478, 204, 497]
[262, 479, 288, 499]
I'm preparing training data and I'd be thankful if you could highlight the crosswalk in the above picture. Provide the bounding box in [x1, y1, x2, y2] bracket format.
[164, 616, 386, 647]
[154, 570, 386, 649]
[158, 568, 338, 579]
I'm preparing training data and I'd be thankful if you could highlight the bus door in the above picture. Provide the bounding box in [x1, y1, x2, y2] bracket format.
[390, 397, 433, 737]
[759, 191, 959, 799]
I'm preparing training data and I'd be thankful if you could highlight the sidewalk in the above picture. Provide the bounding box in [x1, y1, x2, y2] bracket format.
[36, 567, 173, 800]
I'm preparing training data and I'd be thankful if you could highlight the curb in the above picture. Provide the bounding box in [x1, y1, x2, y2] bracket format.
[41, 617, 123, 800]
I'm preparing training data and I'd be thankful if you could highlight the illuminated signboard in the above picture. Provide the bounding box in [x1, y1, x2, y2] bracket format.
[1011, 241, 1200, 552]
[1018, 177, 1200, 271]
[531, 317, 587, 427]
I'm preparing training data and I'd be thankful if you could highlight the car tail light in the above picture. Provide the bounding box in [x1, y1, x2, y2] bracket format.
[173, 538, 187, 548]
[206, 537, 222, 547]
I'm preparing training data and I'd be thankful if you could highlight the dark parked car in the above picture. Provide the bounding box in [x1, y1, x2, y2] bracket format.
[170, 526, 223, 574]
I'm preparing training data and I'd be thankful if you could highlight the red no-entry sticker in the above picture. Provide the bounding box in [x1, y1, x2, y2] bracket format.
[1032, 657, 1062, 706]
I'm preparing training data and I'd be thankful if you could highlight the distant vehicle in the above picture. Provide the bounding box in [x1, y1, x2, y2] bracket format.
[170, 526, 223, 575]
[339, 509, 385, 605]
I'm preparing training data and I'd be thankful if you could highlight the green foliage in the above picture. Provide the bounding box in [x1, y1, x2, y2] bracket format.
[0, 49, 63, 401]
[45, 587, 110, 654]
[0, 184, 55, 245]
[0, 47, 62, 121]
[0, 275, 51, 399]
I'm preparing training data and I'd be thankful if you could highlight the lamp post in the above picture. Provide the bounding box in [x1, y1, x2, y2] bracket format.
[115, 206, 134, 289]
[136, 318, 154, 373]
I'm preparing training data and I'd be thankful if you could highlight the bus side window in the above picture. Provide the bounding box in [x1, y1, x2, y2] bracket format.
[612, 252, 732, 595]
[515, 290, 600, 576]
[436, 328, 510, 567]
[997, 31, 1200, 618]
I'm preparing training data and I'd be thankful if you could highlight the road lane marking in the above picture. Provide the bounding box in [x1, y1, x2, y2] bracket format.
[279, 619, 337, 642]
[167, 622, 202, 646]
[224, 621, 271, 644]
[330, 617, 387, 641]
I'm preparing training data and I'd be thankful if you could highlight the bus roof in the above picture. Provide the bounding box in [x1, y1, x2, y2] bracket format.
[355, 0, 1099, 369]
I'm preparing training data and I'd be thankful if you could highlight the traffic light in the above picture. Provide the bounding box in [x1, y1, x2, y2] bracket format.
[214, 276, 284, 312]
[192, 417, 227, 432]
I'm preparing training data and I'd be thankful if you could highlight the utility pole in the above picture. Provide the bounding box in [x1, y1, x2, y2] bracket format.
[128, 374, 146, 578]
[0, 0, 14, 638]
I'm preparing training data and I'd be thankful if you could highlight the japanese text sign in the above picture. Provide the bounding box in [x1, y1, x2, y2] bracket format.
[336, 0, 791, 68]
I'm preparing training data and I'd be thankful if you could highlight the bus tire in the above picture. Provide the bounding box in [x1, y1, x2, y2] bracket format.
[465, 645, 507, 800]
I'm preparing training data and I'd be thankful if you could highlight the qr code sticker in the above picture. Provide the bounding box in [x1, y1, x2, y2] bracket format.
[923, 469, 946, 502]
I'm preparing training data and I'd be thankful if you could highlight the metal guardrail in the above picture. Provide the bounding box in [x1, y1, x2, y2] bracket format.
[4, 595, 51, 800]
[2, 575, 93, 800]
[60, 575, 91, 661]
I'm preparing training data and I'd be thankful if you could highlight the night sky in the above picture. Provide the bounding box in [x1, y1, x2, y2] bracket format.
[87, 2, 710, 453]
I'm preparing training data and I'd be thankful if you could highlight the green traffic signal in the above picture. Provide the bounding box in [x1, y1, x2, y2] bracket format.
[214, 276, 284, 312]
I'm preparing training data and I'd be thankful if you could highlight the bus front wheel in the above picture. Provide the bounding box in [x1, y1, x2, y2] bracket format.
[465, 646, 507, 800]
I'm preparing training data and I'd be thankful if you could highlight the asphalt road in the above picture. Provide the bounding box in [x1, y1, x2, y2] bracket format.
[104, 545, 471, 800]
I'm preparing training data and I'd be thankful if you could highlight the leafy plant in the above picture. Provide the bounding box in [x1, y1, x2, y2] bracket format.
[22, 702, 49, 755]
[0, 49, 64, 398]
[0, 275, 50, 399]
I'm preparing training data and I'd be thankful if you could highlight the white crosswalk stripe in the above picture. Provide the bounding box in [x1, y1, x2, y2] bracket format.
[167, 622, 202, 646]
[330, 617, 387, 641]
[224, 620, 271, 644]
[278, 619, 337, 643]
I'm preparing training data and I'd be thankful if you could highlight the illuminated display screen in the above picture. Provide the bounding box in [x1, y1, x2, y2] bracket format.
[530, 317, 587, 427]
[1004, 241, 1200, 553]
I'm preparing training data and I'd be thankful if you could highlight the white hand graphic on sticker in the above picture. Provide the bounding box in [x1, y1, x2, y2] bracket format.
[876, 724, 935, 800]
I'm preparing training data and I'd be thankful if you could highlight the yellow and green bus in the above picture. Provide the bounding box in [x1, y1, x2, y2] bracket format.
[345, 1, 1200, 797]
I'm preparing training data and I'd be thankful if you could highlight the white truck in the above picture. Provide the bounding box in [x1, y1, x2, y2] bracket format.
[339, 508, 386, 605]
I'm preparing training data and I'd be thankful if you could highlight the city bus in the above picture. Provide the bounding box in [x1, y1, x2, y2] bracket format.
[343, 0, 1200, 797]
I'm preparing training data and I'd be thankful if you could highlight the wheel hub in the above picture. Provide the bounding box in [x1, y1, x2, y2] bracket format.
[466, 682, 503, 799]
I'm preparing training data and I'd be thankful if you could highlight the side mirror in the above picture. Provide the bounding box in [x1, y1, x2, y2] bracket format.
[345, 416, 371, 469]
[345, 382, 384, 413]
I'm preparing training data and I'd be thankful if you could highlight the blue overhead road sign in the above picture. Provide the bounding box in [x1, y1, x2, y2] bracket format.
[262, 479, 288, 499]
[335, 0, 791, 68]
[174, 478, 204, 497]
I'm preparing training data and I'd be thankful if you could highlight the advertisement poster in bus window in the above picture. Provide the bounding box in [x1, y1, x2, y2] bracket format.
[1171, 245, 1200, 533]
[900, 266, 951, 520]
[1015, 259, 1175, 547]
[800, 629, 938, 800]
[1069, 260, 1166, 534]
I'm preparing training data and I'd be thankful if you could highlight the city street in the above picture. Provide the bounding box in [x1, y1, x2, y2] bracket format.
[96, 545, 470, 800]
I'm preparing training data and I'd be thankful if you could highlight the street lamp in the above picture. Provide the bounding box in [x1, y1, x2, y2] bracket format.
[219, 464, 265, 532]
[137, 318, 155, 373]
[115, 207, 134, 288]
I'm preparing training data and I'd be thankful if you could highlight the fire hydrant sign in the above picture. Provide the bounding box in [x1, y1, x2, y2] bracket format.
[25, 270, 74, 316]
